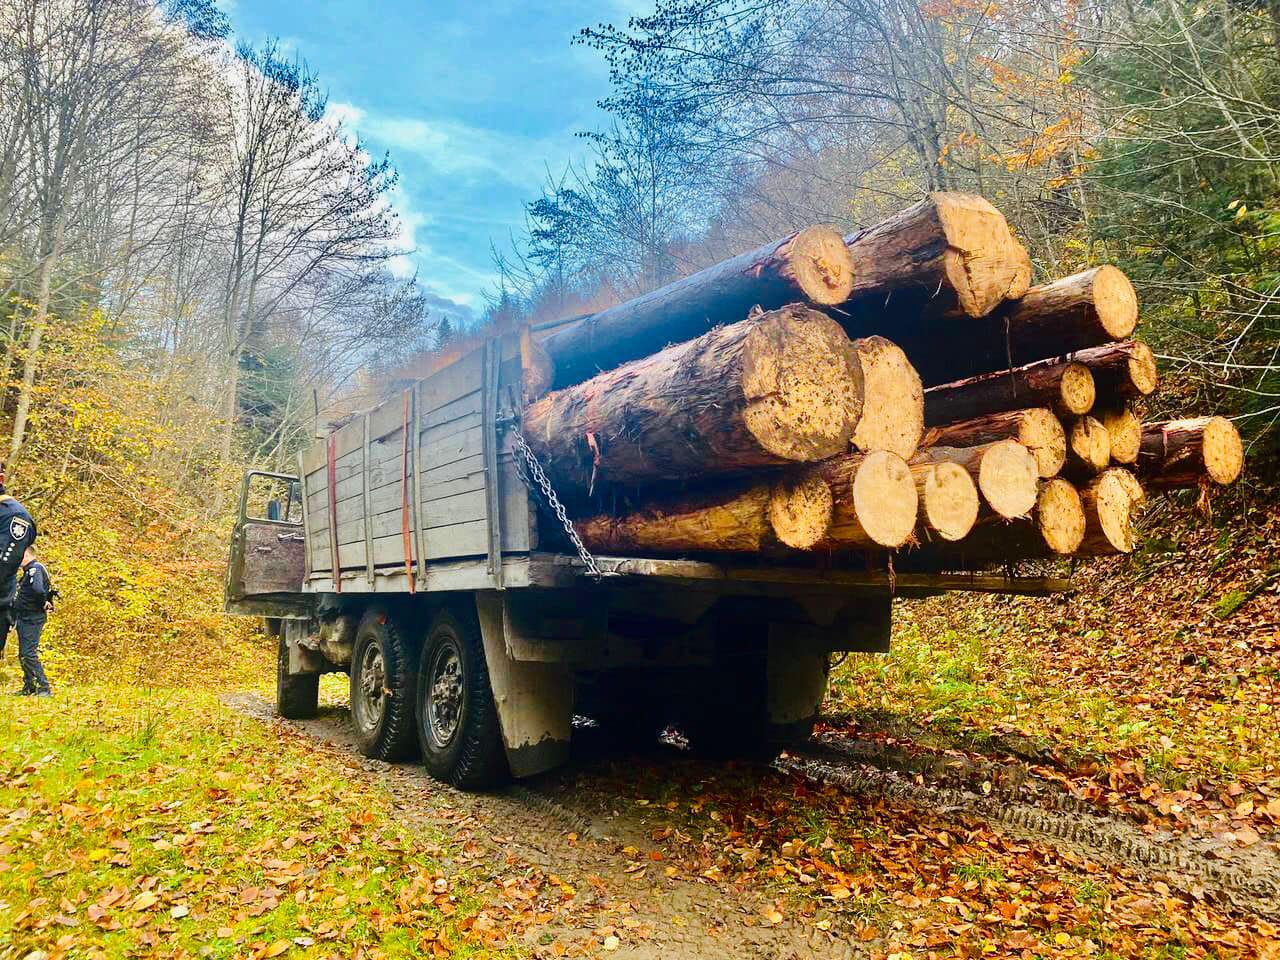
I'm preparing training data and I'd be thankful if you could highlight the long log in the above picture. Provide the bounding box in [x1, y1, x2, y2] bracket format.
[851, 336, 924, 458]
[843, 193, 1032, 320]
[1136, 416, 1243, 489]
[1078, 468, 1146, 554]
[574, 482, 779, 555]
[924, 408, 1065, 478]
[911, 440, 1038, 519]
[538, 226, 855, 387]
[924, 359, 1095, 426]
[1069, 340, 1158, 398]
[910, 460, 979, 542]
[811, 450, 919, 549]
[522, 305, 864, 497]
[906, 267, 1139, 385]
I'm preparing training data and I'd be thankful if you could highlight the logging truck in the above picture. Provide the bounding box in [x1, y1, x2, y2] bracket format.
[223, 194, 1242, 791]
[224, 326, 1065, 791]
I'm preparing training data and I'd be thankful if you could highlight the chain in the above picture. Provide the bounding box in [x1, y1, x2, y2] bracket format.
[508, 424, 603, 581]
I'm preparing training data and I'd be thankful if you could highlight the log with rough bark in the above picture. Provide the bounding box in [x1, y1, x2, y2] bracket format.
[850, 336, 924, 459]
[1136, 416, 1244, 489]
[907, 266, 1140, 385]
[1070, 340, 1158, 399]
[1099, 406, 1142, 465]
[911, 440, 1038, 519]
[925, 408, 1065, 478]
[924, 359, 1095, 426]
[573, 479, 833, 555]
[1077, 468, 1146, 554]
[785, 449, 919, 549]
[539, 226, 855, 388]
[1064, 415, 1111, 477]
[842, 193, 1032, 321]
[522, 305, 864, 497]
[910, 460, 979, 542]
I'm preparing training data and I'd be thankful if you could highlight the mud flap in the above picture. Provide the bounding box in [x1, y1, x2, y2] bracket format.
[475, 592, 574, 778]
[766, 634, 829, 727]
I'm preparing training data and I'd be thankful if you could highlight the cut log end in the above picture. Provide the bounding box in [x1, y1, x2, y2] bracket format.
[1081, 468, 1143, 554]
[1037, 478, 1086, 554]
[933, 193, 1031, 317]
[1069, 415, 1111, 473]
[979, 439, 1039, 519]
[823, 450, 918, 548]
[851, 336, 924, 459]
[914, 461, 979, 542]
[1200, 416, 1244, 484]
[786, 226, 856, 304]
[1128, 341, 1159, 396]
[742, 306, 865, 462]
[769, 474, 834, 549]
[1100, 407, 1142, 464]
[1019, 408, 1067, 477]
[1059, 362, 1096, 415]
[1092, 265, 1139, 340]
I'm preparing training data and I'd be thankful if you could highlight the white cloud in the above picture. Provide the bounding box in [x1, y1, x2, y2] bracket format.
[325, 100, 366, 130]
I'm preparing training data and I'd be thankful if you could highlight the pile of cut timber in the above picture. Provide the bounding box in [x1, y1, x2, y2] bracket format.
[523, 193, 1244, 569]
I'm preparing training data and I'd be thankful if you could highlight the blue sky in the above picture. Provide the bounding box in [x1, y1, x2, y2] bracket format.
[225, 0, 644, 325]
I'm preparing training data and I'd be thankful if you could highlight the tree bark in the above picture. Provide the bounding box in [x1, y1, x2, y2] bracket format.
[538, 226, 855, 388]
[1069, 340, 1158, 399]
[906, 266, 1139, 385]
[1136, 417, 1243, 489]
[842, 193, 1032, 322]
[9, 211, 65, 460]
[924, 359, 1094, 425]
[522, 305, 864, 498]
[924, 408, 1065, 478]
[911, 440, 1039, 519]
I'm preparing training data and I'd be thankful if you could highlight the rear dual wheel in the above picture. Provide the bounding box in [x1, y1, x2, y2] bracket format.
[349, 608, 418, 762]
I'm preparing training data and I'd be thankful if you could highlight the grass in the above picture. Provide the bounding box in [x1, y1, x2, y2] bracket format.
[0, 685, 521, 960]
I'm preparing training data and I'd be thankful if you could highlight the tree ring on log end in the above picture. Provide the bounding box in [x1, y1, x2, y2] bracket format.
[919, 461, 979, 542]
[1201, 416, 1244, 484]
[1019, 408, 1067, 477]
[769, 474, 835, 549]
[933, 193, 1030, 317]
[1101, 407, 1142, 464]
[1086, 469, 1139, 553]
[1070, 416, 1111, 472]
[851, 336, 924, 459]
[1037, 478, 1086, 554]
[978, 440, 1039, 518]
[849, 450, 918, 547]
[741, 307, 865, 462]
[1093, 265, 1139, 340]
[1058, 362, 1095, 415]
[786, 226, 855, 304]
[1127, 341, 1159, 395]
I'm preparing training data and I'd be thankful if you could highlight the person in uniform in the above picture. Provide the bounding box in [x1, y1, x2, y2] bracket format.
[0, 471, 36, 664]
[13, 545, 54, 696]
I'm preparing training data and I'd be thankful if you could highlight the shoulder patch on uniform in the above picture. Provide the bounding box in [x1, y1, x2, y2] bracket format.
[10, 517, 29, 542]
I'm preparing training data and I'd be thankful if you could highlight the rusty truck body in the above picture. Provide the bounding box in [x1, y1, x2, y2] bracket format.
[225, 330, 1065, 789]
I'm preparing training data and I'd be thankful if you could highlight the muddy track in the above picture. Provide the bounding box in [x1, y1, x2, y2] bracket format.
[779, 738, 1280, 921]
[224, 693, 1279, 955]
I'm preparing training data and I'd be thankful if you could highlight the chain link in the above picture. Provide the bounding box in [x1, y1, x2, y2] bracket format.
[509, 425, 603, 581]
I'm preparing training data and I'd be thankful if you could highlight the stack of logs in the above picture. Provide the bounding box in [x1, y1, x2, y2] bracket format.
[519, 193, 1245, 568]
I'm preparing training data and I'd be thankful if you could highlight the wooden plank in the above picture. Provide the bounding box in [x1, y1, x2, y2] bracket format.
[422, 390, 483, 433]
[422, 456, 486, 502]
[482, 339, 503, 586]
[362, 414, 374, 580]
[411, 383, 428, 588]
[298, 448, 313, 581]
[422, 519, 490, 561]
[419, 348, 485, 414]
[424, 488, 488, 528]
[419, 423, 484, 472]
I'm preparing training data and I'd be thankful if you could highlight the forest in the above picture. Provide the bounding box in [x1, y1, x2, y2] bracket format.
[0, 0, 1278, 957]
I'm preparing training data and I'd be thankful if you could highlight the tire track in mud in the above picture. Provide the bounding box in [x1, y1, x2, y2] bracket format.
[779, 736, 1280, 921]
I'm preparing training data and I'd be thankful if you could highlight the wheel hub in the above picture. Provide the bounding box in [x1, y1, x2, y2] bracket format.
[427, 645, 464, 748]
[354, 643, 386, 734]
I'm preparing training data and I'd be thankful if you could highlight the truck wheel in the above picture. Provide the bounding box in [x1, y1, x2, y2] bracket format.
[417, 606, 507, 789]
[349, 608, 418, 762]
[276, 635, 319, 720]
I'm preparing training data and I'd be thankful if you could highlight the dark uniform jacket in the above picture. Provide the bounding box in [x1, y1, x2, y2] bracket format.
[15, 560, 52, 616]
[0, 496, 37, 606]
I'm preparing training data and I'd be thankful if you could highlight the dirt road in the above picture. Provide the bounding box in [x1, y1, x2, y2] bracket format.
[226, 694, 1278, 958]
